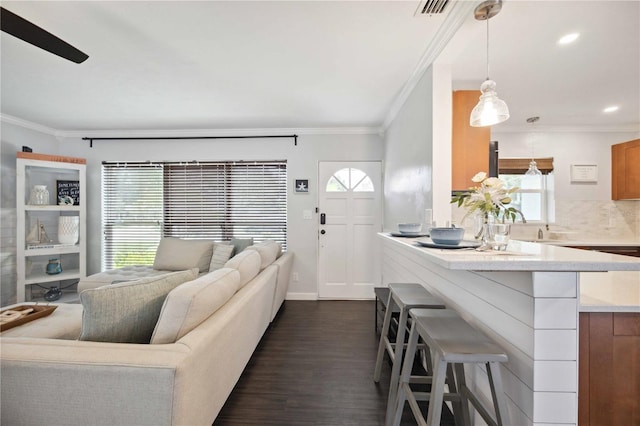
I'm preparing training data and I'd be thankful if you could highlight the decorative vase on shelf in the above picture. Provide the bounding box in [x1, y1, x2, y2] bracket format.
[29, 185, 49, 205]
[58, 216, 79, 245]
[46, 258, 62, 275]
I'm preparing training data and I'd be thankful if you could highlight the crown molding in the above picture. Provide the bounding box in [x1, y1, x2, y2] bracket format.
[0, 114, 58, 136]
[493, 124, 640, 134]
[382, 0, 478, 130]
[0, 114, 383, 139]
[61, 127, 383, 139]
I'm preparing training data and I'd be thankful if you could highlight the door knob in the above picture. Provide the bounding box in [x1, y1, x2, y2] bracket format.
[320, 230, 326, 234]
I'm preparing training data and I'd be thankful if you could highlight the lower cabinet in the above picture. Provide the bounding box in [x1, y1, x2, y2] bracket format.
[579, 312, 640, 425]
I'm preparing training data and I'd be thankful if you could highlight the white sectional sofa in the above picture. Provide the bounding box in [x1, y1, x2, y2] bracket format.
[0, 239, 293, 426]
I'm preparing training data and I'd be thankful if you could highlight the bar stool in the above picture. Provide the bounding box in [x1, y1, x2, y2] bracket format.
[392, 309, 509, 426]
[373, 283, 446, 425]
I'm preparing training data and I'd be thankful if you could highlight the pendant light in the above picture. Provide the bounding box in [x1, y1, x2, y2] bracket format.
[470, 0, 510, 127]
[525, 116, 542, 176]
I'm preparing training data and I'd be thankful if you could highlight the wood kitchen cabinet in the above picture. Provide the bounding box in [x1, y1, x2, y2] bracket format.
[579, 312, 640, 425]
[452, 90, 490, 191]
[612, 138, 640, 200]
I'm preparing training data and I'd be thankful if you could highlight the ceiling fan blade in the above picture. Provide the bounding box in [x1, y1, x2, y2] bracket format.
[1, 7, 88, 64]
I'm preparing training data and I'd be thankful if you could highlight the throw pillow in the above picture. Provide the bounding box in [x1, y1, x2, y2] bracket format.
[209, 242, 235, 272]
[79, 268, 198, 343]
[152, 238, 214, 273]
[150, 268, 241, 344]
[245, 240, 281, 270]
[230, 238, 253, 256]
[224, 249, 261, 288]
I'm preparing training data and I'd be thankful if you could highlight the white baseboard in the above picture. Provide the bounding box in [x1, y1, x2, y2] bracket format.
[285, 292, 317, 301]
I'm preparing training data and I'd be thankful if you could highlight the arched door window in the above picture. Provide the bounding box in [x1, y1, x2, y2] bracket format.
[325, 168, 374, 192]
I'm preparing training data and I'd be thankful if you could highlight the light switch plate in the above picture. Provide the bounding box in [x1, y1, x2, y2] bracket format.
[303, 210, 312, 220]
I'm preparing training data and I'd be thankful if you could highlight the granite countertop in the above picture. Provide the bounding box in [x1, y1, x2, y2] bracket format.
[380, 233, 640, 272]
[580, 271, 640, 312]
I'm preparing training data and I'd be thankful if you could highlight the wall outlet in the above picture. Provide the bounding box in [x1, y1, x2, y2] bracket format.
[292, 272, 299, 282]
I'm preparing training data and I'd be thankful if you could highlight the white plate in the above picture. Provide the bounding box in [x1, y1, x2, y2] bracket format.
[416, 239, 481, 249]
[390, 232, 429, 238]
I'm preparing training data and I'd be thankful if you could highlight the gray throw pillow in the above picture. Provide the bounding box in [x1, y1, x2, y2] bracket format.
[230, 238, 253, 256]
[79, 268, 198, 343]
[153, 238, 214, 273]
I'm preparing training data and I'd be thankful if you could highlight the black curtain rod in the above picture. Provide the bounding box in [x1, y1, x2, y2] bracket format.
[82, 134, 298, 147]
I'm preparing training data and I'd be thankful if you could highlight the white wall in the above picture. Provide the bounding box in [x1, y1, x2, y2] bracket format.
[494, 130, 639, 201]
[0, 122, 63, 304]
[57, 133, 383, 299]
[382, 64, 452, 232]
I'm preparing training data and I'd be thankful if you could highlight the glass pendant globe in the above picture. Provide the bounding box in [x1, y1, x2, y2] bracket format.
[470, 80, 510, 127]
[525, 160, 542, 176]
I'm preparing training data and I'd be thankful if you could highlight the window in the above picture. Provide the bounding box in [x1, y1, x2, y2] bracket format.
[498, 158, 554, 223]
[102, 161, 287, 270]
[325, 167, 374, 192]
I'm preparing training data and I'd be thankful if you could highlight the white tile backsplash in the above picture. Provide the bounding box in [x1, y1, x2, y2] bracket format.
[452, 200, 640, 242]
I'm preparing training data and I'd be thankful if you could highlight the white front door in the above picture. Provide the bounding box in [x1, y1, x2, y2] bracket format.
[318, 161, 382, 299]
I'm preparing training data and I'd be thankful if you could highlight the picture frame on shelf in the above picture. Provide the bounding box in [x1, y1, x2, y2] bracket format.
[56, 180, 80, 205]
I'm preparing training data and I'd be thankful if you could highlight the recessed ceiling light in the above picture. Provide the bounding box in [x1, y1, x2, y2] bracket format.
[603, 106, 619, 113]
[558, 33, 580, 45]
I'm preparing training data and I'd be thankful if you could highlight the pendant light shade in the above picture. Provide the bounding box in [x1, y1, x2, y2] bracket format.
[470, 0, 509, 128]
[525, 160, 542, 176]
[524, 116, 542, 177]
[470, 79, 510, 127]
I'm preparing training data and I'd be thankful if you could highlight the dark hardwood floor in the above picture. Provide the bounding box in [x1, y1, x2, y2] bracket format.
[213, 300, 454, 425]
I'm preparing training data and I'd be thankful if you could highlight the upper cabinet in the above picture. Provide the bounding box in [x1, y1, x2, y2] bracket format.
[612, 139, 640, 200]
[451, 90, 490, 191]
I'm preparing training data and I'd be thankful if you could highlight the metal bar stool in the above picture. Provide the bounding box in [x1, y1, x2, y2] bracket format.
[392, 309, 509, 426]
[373, 283, 446, 425]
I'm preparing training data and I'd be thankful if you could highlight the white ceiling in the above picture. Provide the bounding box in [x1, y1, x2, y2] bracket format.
[1, 1, 638, 134]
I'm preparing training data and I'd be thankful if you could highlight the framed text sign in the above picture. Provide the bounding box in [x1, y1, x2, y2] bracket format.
[56, 180, 80, 205]
[570, 164, 598, 183]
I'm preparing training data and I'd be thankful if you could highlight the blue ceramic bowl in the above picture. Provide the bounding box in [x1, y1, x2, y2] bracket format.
[398, 223, 422, 234]
[429, 227, 464, 245]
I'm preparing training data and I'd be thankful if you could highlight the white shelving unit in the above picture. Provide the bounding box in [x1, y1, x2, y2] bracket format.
[16, 152, 87, 302]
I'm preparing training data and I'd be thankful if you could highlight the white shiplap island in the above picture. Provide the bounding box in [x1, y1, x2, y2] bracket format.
[379, 233, 640, 426]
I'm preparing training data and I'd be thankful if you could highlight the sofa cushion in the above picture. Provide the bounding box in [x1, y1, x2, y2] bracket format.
[77, 265, 173, 292]
[223, 249, 261, 288]
[153, 238, 214, 273]
[245, 240, 281, 270]
[150, 268, 241, 344]
[209, 242, 235, 272]
[79, 268, 198, 343]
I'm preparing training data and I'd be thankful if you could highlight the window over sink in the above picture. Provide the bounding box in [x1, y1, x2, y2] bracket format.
[499, 157, 555, 224]
[102, 161, 287, 270]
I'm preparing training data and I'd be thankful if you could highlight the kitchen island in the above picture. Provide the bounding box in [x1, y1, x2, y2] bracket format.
[379, 233, 640, 426]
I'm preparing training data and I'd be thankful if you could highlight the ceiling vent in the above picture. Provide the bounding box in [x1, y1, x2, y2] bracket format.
[415, 0, 450, 16]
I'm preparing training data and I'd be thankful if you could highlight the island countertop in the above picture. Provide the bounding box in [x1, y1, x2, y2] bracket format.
[379, 233, 640, 272]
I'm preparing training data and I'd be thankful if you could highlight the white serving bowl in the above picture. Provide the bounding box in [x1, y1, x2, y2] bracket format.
[398, 223, 422, 234]
[429, 227, 464, 245]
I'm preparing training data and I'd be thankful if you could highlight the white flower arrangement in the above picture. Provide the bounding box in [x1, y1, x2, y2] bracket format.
[451, 171, 525, 223]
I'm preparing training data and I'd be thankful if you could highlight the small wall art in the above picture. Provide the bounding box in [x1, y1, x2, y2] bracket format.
[570, 164, 598, 183]
[294, 179, 309, 194]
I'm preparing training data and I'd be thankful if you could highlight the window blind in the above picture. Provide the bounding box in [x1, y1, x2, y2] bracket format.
[102, 161, 287, 270]
[102, 163, 163, 270]
[499, 157, 554, 174]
